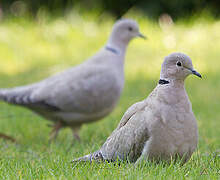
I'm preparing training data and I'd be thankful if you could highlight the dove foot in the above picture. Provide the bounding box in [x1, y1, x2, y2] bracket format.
[71, 126, 81, 142]
[73, 132, 81, 142]
[0, 133, 16, 142]
[65, 126, 81, 151]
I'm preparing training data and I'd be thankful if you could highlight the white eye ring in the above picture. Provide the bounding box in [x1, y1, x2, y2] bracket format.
[176, 61, 182, 66]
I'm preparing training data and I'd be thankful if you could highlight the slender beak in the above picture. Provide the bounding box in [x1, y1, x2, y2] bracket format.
[191, 69, 202, 78]
[138, 32, 146, 39]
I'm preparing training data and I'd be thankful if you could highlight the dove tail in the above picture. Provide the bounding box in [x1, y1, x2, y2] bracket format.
[0, 88, 32, 105]
[72, 150, 104, 163]
[0, 89, 8, 101]
[72, 154, 92, 163]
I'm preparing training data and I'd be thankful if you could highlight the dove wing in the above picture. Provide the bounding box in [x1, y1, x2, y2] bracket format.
[100, 100, 150, 162]
[116, 100, 147, 129]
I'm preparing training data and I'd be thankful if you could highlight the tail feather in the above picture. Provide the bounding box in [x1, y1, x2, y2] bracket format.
[0, 89, 12, 102]
[72, 154, 92, 163]
[0, 87, 33, 105]
[72, 150, 104, 163]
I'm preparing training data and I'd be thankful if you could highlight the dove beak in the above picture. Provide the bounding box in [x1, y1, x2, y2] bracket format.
[138, 32, 146, 39]
[191, 69, 202, 78]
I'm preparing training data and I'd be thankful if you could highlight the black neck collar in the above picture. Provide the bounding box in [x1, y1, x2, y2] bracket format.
[159, 79, 170, 85]
[105, 46, 120, 55]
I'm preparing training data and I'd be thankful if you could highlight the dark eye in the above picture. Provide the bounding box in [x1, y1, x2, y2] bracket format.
[176, 61, 182, 66]
[128, 27, 133, 31]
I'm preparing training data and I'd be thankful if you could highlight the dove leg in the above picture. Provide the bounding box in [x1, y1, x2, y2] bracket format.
[65, 126, 81, 151]
[49, 121, 63, 142]
[71, 126, 81, 141]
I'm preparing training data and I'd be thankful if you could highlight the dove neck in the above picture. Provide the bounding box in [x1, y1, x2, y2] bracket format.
[107, 39, 127, 56]
[159, 76, 185, 88]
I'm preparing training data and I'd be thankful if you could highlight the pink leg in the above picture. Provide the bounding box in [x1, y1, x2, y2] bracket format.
[49, 121, 63, 143]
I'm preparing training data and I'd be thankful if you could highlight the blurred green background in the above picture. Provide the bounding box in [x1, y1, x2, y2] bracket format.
[0, 0, 220, 19]
[0, 0, 219, 179]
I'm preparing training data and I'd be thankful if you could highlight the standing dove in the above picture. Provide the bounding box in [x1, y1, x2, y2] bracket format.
[73, 52, 201, 163]
[0, 19, 145, 141]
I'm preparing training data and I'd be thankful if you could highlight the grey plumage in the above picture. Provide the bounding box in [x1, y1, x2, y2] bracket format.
[0, 19, 145, 141]
[73, 52, 201, 163]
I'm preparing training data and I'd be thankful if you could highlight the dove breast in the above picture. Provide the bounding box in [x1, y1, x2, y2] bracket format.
[140, 85, 198, 162]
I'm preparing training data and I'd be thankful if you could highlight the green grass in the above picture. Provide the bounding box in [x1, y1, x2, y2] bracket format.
[0, 12, 219, 179]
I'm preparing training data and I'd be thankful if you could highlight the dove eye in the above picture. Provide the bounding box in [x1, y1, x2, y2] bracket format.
[176, 61, 182, 66]
[128, 27, 133, 31]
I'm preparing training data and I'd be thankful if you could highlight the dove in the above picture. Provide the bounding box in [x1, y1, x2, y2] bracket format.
[0, 19, 145, 142]
[72, 52, 201, 164]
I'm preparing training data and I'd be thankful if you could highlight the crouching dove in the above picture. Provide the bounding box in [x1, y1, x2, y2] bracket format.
[0, 19, 145, 142]
[73, 52, 201, 163]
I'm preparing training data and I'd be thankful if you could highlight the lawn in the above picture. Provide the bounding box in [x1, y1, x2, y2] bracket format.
[0, 12, 219, 179]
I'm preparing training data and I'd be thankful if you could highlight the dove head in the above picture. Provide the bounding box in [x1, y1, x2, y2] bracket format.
[160, 52, 202, 81]
[108, 19, 145, 49]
